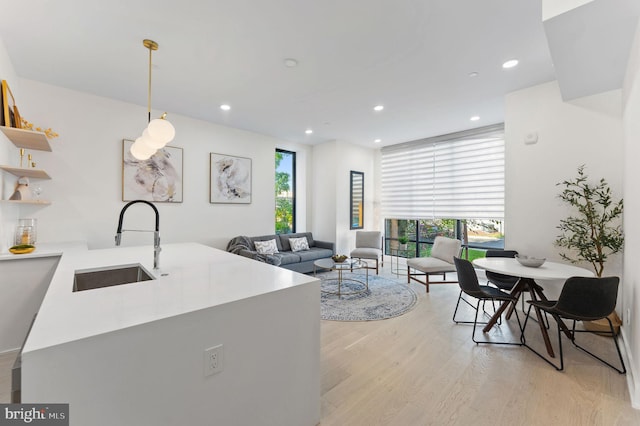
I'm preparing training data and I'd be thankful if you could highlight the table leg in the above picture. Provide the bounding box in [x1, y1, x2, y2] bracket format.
[482, 279, 528, 332]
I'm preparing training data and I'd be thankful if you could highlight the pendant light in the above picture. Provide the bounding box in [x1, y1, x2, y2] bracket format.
[130, 39, 175, 160]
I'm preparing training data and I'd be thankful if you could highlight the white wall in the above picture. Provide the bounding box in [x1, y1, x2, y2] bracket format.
[542, 0, 594, 20]
[0, 77, 311, 250]
[311, 140, 376, 255]
[622, 16, 640, 408]
[504, 81, 623, 274]
[0, 37, 20, 251]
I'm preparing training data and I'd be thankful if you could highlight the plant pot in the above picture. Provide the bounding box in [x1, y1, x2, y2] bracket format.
[583, 311, 622, 336]
[398, 243, 408, 250]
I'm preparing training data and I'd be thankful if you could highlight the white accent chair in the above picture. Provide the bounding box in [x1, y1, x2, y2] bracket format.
[407, 236, 462, 292]
[350, 231, 384, 274]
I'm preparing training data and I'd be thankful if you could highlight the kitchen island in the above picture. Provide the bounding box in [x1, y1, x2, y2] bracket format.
[21, 243, 320, 426]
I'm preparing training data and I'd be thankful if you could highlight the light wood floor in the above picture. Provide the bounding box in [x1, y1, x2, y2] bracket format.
[320, 267, 640, 426]
[1, 267, 637, 425]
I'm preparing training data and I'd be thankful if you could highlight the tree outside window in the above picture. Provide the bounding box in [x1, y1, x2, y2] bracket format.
[275, 150, 296, 234]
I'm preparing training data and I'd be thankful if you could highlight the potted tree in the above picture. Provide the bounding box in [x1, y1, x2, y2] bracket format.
[555, 165, 624, 333]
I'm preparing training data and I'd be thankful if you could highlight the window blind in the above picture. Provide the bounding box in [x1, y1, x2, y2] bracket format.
[381, 124, 504, 220]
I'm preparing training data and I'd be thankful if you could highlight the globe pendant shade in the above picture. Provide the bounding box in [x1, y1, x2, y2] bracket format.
[130, 136, 156, 160]
[147, 118, 175, 145]
[142, 128, 166, 150]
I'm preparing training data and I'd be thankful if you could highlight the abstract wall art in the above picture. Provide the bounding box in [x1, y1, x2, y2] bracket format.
[210, 153, 252, 204]
[122, 139, 183, 202]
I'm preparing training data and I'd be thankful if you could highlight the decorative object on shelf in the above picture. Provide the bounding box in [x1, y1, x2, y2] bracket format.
[331, 255, 348, 263]
[515, 254, 545, 268]
[1, 80, 21, 128]
[19, 148, 24, 167]
[9, 177, 31, 200]
[32, 185, 42, 199]
[210, 153, 252, 204]
[122, 139, 183, 203]
[555, 164, 624, 334]
[20, 118, 59, 139]
[9, 244, 35, 254]
[130, 39, 176, 160]
[18, 218, 37, 243]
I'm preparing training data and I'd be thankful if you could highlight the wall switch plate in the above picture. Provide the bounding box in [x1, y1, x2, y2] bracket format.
[204, 344, 224, 377]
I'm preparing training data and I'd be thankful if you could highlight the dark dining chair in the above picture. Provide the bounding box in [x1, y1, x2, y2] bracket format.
[453, 257, 523, 345]
[523, 276, 625, 373]
[485, 249, 519, 290]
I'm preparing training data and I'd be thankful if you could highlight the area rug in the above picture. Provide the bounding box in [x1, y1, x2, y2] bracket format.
[318, 273, 418, 321]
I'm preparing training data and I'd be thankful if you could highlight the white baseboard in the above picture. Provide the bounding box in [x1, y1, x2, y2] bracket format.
[620, 327, 640, 409]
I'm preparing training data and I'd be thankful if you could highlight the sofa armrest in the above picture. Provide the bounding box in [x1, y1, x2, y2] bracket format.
[314, 240, 335, 254]
[237, 248, 258, 259]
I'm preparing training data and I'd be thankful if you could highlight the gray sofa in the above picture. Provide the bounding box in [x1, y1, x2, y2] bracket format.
[227, 232, 334, 274]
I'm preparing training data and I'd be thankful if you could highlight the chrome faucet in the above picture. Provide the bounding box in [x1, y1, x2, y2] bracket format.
[115, 200, 161, 270]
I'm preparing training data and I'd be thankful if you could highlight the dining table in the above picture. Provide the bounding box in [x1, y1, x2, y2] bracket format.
[472, 257, 594, 357]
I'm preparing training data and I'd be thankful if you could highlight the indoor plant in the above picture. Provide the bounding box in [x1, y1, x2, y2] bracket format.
[555, 165, 624, 332]
[398, 235, 409, 250]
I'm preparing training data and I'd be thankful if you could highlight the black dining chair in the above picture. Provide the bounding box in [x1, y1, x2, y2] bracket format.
[523, 276, 625, 373]
[453, 257, 523, 345]
[485, 249, 519, 290]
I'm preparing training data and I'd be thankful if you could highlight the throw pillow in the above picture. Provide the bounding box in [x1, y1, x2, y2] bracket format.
[289, 237, 310, 252]
[254, 239, 279, 255]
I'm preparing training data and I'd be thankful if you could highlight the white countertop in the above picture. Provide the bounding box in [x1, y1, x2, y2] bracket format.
[0, 241, 88, 261]
[23, 242, 319, 353]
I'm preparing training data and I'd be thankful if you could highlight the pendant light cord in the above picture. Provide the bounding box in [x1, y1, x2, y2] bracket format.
[147, 44, 153, 124]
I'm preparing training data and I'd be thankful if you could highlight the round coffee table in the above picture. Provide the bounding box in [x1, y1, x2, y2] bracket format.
[314, 258, 369, 296]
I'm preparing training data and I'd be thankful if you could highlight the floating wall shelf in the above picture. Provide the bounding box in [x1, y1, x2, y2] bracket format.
[0, 200, 51, 205]
[0, 165, 51, 180]
[0, 126, 52, 151]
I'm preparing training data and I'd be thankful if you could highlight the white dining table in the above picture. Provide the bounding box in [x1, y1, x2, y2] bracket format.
[472, 257, 594, 357]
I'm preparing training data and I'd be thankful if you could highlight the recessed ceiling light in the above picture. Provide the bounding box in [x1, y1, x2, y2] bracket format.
[502, 59, 519, 69]
[373, 105, 384, 111]
[374, 139, 382, 143]
[220, 104, 231, 111]
[284, 58, 298, 68]
[470, 116, 480, 121]
[305, 129, 313, 134]
[468, 72, 479, 77]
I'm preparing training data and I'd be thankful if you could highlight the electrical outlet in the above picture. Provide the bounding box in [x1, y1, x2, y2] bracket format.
[204, 344, 224, 377]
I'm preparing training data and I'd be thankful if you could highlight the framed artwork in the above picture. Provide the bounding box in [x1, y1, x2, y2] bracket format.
[122, 139, 183, 202]
[210, 153, 252, 204]
[1, 80, 21, 128]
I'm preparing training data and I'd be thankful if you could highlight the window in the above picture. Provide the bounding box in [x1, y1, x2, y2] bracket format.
[385, 218, 504, 261]
[381, 124, 505, 220]
[381, 124, 505, 259]
[275, 149, 296, 234]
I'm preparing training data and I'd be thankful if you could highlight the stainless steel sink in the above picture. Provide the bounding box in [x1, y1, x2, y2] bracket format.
[73, 264, 155, 292]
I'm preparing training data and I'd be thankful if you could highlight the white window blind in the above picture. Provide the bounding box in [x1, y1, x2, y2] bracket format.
[381, 124, 504, 220]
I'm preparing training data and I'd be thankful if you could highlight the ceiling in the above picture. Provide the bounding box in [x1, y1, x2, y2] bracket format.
[0, 1, 634, 148]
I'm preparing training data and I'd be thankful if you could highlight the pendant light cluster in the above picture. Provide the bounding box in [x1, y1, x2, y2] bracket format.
[130, 39, 176, 160]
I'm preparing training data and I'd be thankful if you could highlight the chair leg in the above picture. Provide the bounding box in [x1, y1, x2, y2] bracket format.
[522, 305, 564, 370]
[470, 299, 523, 345]
[452, 292, 494, 325]
[570, 318, 626, 374]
